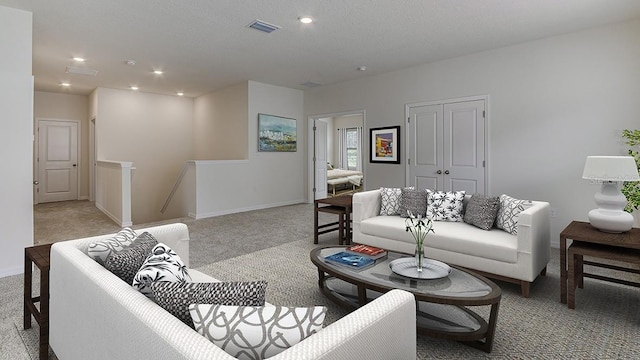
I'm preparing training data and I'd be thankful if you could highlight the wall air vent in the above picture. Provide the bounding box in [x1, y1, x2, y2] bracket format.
[247, 19, 280, 33]
[65, 66, 98, 76]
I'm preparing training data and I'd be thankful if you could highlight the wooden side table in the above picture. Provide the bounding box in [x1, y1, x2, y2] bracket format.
[559, 221, 640, 306]
[24, 243, 53, 360]
[314, 195, 353, 245]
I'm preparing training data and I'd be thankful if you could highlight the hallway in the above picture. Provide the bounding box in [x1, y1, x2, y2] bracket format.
[34, 200, 121, 245]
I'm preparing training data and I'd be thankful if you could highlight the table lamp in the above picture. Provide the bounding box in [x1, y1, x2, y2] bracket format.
[582, 156, 640, 233]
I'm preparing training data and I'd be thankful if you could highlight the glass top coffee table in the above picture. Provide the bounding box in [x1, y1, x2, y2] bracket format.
[310, 246, 501, 353]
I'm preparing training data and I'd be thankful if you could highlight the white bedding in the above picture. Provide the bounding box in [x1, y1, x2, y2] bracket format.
[327, 168, 363, 180]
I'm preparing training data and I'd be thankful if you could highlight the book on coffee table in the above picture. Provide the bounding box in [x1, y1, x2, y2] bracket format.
[345, 244, 388, 260]
[324, 251, 376, 271]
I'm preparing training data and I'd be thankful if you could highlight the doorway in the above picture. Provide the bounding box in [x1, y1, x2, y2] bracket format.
[35, 119, 80, 203]
[307, 110, 365, 201]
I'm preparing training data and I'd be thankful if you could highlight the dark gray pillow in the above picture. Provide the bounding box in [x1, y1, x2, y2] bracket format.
[398, 188, 428, 218]
[104, 232, 158, 284]
[152, 281, 268, 328]
[463, 194, 500, 230]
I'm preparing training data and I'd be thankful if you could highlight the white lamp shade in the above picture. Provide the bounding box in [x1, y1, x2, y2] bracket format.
[582, 156, 640, 181]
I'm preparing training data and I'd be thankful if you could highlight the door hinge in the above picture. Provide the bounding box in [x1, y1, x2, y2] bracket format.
[408, 158, 411, 165]
[313, 126, 316, 131]
[313, 187, 316, 192]
[483, 160, 486, 167]
[482, 110, 486, 118]
[407, 117, 410, 123]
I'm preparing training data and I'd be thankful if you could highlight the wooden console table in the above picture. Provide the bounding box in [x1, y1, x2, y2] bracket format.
[559, 221, 640, 307]
[24, 243, 53, 360]
[314, 195, 353, 245]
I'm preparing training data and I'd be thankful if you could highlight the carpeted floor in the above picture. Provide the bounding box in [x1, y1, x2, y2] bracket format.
[4, 200, 640, 359]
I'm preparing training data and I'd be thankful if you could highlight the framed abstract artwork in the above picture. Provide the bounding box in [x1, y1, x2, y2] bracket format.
[370, 125, 400, 164]
[258, 113, 297, 152]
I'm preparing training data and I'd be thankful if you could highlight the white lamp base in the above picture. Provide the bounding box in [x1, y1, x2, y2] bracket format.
[587, 181, 634, 233]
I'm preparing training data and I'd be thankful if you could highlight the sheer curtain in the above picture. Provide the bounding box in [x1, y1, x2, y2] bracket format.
[337, 128, 347, 169]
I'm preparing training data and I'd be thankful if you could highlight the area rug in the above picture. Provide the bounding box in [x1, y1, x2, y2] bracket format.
[15, 240, 640, 359]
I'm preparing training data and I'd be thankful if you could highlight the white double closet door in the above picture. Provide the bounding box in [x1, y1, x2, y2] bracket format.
[407, 98, 486, 195]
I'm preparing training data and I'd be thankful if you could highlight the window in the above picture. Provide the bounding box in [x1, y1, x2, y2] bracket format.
[346, 128, 358, 170]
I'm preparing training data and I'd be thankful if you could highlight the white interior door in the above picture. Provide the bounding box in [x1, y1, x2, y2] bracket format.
[314, 119, 328, 199]
[407, 98, 486, 194]
[37, 120, 79, 203]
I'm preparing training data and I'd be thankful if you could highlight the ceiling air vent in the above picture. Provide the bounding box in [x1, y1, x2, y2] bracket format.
[247, 19, 280, 33]
[65, 66, 98, 76]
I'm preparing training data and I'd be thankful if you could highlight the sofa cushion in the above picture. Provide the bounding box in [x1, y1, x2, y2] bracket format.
[152, 281, 267, 328]
[426, 190, 466, 222]
[360, 216, 518, 263]
[87, 227, 137, 265]
[103, 232, 158, 284]
[463, 194, 500, 230]
[496, 194, 533, 235]
[190, 304, 327, 360]
[132, 243, 191, 299]
[398, 188, 427, 218]
[379, 187, 402, 216]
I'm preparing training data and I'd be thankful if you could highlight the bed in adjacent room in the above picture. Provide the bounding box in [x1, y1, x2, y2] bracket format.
[327, 168, 363, 196]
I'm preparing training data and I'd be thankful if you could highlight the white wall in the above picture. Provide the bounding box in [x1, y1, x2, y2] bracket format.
[34, 91, 90, 199]
[194, 82, 248, 160]
[304, 19, 640, 246]
[0, 6, 33, 277]
[94, 88, 194, 224]
[191, 81, 304, 218]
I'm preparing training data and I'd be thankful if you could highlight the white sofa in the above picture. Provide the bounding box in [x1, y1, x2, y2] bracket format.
[50, 223, 417, 360]
[353, 190, 551, 297]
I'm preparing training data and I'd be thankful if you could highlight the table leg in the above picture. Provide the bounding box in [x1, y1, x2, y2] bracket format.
[345, 206, 351, 245]
[483, 301, 500, 353]
[39, 266, 50, 360]
[23, 251, 32, 330]
[314, 202, 319, 244]
[560, 235, 567, 304]
[357, 285, 367, 306]
[577, 254, 584, 289]
[338, 211, 344, 245]
[568, 248, 575, 309]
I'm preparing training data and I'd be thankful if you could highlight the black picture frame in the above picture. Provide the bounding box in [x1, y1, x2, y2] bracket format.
[370, 125, 400, 164]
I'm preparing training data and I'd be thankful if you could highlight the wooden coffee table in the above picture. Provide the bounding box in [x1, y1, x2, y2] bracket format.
[310, 246, 501, 353]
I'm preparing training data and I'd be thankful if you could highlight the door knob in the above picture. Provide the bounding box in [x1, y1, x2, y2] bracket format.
[436, 170, 442, 174]
[73, 164, 77, 167]
[33, 181, 39, 185]
[444, 170, 450, 175]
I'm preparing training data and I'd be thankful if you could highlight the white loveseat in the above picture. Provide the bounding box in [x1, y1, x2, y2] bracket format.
[49, 223, 417, 360]
[353, 190, 551, 297]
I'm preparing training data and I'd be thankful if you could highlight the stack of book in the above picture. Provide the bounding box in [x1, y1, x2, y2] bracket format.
[324, 244, 388, 271]
[345, 244, 388, 260]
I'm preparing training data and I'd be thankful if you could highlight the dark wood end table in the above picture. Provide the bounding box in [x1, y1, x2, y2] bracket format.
[24, 243, 53, 360]
[559, 221, 640, 306]
[314, 195, 353, 245]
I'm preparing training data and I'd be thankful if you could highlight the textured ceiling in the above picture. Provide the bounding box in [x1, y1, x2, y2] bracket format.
[2, 0, 640, 97]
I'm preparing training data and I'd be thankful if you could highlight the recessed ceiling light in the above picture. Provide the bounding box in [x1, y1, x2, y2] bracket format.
[177, 92, 184, 96]
[72, 57, 85, 62]
[299, 16, 313, 24]
[130, 86, 139, 90]
[125, 60, 136, 66]
[153, 70, 163, 75]
[358, 66, 367, 71]
[61, 82, 71, 87]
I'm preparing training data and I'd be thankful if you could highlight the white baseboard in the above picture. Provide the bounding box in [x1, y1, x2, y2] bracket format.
[95, 202, 130, 227]
[0, 265, 23, 278]
[78, 195, 89, 200]
[194, 199, 305, 220]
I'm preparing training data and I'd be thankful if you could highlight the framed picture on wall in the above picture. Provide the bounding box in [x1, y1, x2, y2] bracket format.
[258, 113, 297, 152]
[370, 125, 400, 164]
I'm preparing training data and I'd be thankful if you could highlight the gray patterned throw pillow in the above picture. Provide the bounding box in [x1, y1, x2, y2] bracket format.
[495, 194, 533, 235]
[379, 187, 402, 216]
[426, 190, 466, 222]
[103, 232, 158, 285]
[152, 281, 267, 328]
[398, 188, 428, 218]
[190, 304, 327, 360]
[88, 227, 137, 265]
[463, 194, 500, 230]
[132, 243, 191, 299]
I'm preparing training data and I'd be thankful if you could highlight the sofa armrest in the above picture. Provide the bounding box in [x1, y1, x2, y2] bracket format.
[353, 189, 381, 223]
[271, 289, 416, 360]
[516, 200, 551, 274]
